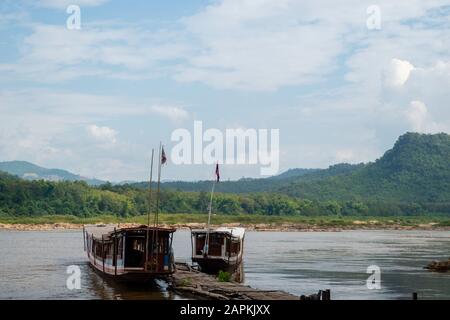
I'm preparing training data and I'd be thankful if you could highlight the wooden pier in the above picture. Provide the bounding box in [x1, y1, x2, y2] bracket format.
[169, 262, 327, 300]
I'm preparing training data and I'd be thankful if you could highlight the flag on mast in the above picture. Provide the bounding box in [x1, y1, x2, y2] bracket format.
[161, 146, 167, 164]
[215, 163, 220, 182]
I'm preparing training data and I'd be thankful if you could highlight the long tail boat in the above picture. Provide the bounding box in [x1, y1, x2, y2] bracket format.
[83, 224, 175, 282]
[83, 143, 174, 282]
[191, 226, 245, 275]
[190, 164, 246, 277]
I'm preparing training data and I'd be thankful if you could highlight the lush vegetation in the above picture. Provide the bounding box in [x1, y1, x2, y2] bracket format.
[130, 164, 362, 193]
[0, 169, 449, 219]
[0, 171, 380, 217]
[218, 271, 232, 282]
[1, 133, 450, 220]
[278, 133, 450, 203]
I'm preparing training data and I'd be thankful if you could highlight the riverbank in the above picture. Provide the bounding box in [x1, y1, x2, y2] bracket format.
[0, 214, 449, 231]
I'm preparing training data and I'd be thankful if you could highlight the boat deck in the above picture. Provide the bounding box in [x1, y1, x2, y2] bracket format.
[169, 262, 322, 300]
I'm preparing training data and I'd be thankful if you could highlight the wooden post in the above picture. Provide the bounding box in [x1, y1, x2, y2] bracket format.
[102, 235, 105, 273]
[240, 234, 245, 267]
[190, 228, 194, 262]
[113, 228, 117, 276]
[228, 232, 232, 266]
[86, 232, 90, 258]
[82, 226, 86, 251]
[92, 233, 96, 266]
[169, 232, 174, 272]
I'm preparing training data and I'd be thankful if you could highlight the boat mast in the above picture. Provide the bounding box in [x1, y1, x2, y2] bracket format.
[145, 148, 154, 271]
[154, 142, 163, 228]
[205, 164, 218, 256]
[147, 149, 154, 227]
[151, 142, 163, 271]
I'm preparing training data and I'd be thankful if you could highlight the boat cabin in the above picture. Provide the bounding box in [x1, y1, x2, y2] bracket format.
[191, 227, 245, 274]
[84, 224, 175, 280]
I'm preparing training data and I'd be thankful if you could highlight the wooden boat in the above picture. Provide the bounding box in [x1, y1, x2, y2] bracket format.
[191, 227, 245, 275]
[82, 144, 174, 282]
[83, 224, 176, 282]
[190, 164, 246, 279]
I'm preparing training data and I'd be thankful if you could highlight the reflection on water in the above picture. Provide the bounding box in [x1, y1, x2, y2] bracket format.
[86, 267, 179, 300]
[0, 231, 183, 300]
[0, 229, 449, 299]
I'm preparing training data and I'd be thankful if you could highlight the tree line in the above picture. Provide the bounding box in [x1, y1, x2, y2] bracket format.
[1, 172, 448, 218]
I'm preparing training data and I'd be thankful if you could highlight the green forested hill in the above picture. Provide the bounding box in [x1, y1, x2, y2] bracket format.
[1, 132, 450, 218]
[0, 171, 327, 217]
[131, 163, 362, 193]
[278, 133, 450, 203]
[130, 168, 321, 193]
[0, 161, 105, 185]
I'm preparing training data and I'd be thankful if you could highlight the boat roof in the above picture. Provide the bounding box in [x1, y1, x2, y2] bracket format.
[84, 224, 117, 240]
[84, 224, 176, 240]
[191, 227, 245, 239]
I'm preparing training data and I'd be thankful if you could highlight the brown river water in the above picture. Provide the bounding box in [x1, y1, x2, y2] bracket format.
[0, 229, 449, 299]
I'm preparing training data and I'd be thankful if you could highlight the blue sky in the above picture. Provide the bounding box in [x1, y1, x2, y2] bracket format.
[1, 0, 450, 181]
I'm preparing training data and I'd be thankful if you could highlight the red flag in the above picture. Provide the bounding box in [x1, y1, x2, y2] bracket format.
[161, 146, 167, 164]
[215, 163, 220, 182]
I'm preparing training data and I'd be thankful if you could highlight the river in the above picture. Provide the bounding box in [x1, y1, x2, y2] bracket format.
[0, 229, 449, 299]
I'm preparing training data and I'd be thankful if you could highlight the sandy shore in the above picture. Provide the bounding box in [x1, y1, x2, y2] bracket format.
[0, 222, 448, 232]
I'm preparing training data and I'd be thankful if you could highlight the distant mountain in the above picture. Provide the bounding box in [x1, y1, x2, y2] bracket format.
[278, 132, 450, 203]
[0, 161, 105, 186]
[131, 132, 450, 205]
[126, 163, 362, 193]
[268, 168, 319, 179]
[3, 132, 449, 204]
[2, 132, 450, 217]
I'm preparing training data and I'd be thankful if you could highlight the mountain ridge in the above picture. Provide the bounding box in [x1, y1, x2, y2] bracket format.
[1, 132, 450, 217]
[0, 161, 105, 186]
[277, 132, 450, 203]
[2, 132, 450, 204]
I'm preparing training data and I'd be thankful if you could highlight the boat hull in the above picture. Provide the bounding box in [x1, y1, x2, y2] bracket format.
[88, 254, 173, 283]
[193, 257, 239, 274]
[89, 263, 171, 283]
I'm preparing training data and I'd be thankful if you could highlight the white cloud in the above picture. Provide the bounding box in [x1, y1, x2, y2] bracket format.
[174, 0, 345, 91]
[3, 0, 450, 92]
[173, 0, 450, 91]
[406, 101, 428, 132]
[2, 0, 450, 180]
[150, 105, 189, 123]
[384, 58, 415, 87]
[0, 88, 190, 121]
[0, 89, 190, 180]
[405, 101, 446, 134]
[0, 23, 191, 82]
[33, 0, 108, 9]
[335, 149, 356, 162]
[87, 125, 117, 144]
